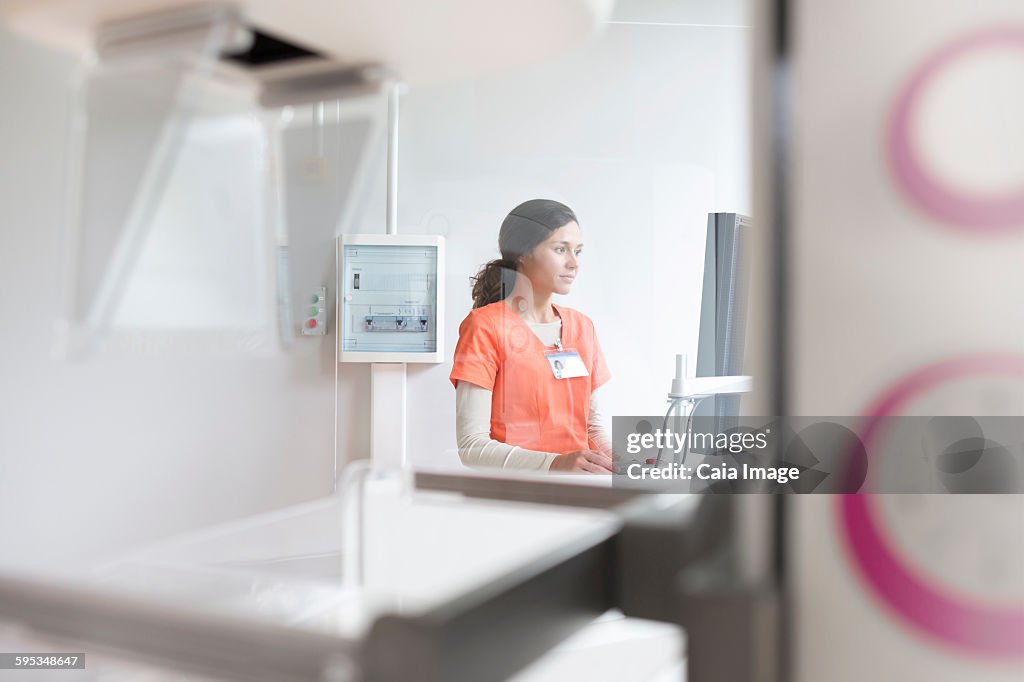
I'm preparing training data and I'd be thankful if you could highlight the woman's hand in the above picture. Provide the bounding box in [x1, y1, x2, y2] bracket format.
[549, 450, 615, 473]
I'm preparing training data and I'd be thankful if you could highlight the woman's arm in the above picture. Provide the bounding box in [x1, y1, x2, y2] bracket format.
[587, 386, 614, 457]
[455, 381, 558, 470]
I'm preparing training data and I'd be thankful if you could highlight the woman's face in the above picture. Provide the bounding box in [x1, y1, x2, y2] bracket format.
[519, 221, 583, 296]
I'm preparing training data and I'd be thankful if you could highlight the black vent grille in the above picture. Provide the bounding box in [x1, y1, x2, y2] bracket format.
[223, 29, 321, 66]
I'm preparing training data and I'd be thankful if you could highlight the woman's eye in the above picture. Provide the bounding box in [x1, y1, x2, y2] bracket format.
[554, 247, 566, 253]
[574, 250, 583, 257]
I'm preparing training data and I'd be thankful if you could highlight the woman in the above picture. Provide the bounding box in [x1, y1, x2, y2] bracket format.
[449, 199, 615, 473]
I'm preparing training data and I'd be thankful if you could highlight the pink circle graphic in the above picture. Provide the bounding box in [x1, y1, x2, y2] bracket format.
[838, 354, 1024, 658]
[888, 27, 1024, 232]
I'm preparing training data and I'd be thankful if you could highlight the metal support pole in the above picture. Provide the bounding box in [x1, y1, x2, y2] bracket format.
[385, 82, 402, 236]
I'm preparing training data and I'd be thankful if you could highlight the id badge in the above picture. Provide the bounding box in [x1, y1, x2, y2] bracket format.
[545, 350, 589, 379]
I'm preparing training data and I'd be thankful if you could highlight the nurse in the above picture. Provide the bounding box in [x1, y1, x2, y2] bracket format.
[449, 199, 615, 473]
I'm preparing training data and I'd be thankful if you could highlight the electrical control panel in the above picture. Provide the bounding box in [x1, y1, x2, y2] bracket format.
[338, 235, 445, 363]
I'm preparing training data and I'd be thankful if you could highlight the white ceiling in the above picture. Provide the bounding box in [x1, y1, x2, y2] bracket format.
[609, 0, 751, 27]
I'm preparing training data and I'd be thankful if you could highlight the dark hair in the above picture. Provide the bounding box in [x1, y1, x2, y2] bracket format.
[470, 199, 578, 309]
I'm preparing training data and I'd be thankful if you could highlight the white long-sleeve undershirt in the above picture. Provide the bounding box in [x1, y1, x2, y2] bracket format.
[455, 382, 612, 470]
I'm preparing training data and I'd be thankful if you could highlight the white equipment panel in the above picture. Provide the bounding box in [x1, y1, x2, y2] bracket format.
[338, 234, 444, 363]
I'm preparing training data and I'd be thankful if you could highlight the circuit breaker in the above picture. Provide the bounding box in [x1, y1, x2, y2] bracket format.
[338, 235, 445, 363]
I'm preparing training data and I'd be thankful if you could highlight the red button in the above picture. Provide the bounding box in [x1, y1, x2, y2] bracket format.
[307, 319, 317, 328]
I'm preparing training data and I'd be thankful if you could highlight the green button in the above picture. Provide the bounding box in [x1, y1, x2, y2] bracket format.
[308, 306, 319, 316]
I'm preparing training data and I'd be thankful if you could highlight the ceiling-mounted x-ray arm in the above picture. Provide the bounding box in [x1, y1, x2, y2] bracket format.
[58, 6, 251, 358]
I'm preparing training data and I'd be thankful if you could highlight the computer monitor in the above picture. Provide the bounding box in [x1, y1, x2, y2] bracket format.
[693, 212, 752, 444]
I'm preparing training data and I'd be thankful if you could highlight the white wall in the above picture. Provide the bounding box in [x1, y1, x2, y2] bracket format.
[399, 11, 752, 467]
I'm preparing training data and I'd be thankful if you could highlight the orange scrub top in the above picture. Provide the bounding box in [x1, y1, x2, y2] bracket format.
[449, 301, 611, 455]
